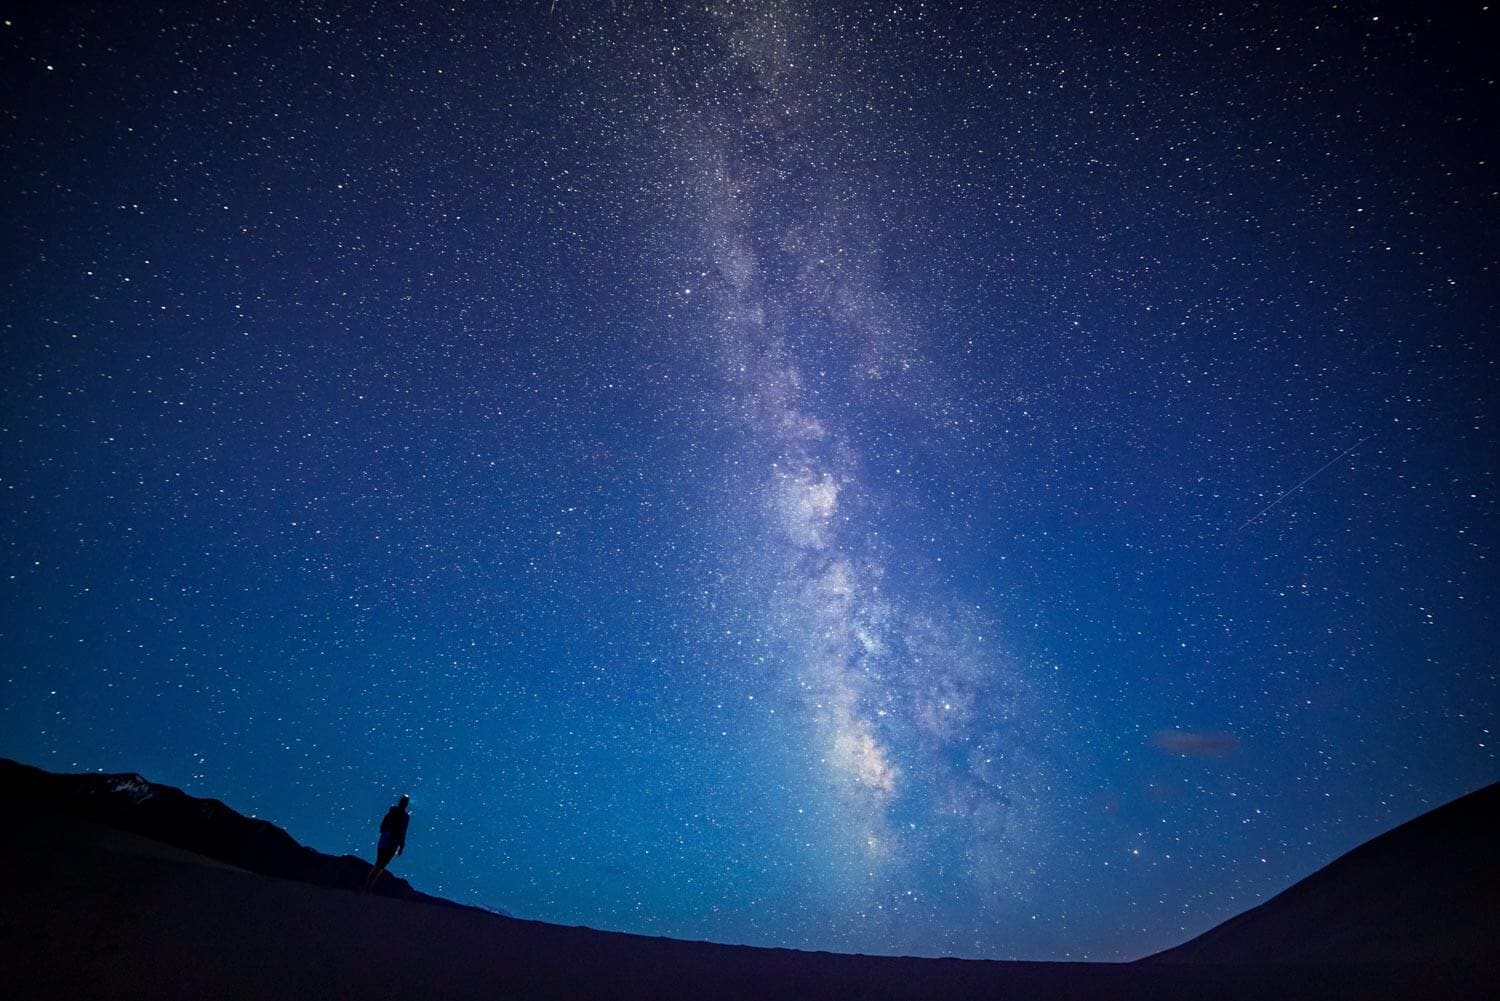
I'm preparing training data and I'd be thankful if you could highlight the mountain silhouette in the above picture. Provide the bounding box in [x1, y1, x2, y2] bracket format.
[1, 758, 1494, 1000]
[0, 758, 469, 910]
[1148, 779, 1499, 965]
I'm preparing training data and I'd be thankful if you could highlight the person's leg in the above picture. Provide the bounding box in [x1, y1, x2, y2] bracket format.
[364, 842, 396, 891]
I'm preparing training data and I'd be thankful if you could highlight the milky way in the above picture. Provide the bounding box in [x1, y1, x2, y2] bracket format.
[655, 7, 1048, 910]
[2, 0, 1496, 962]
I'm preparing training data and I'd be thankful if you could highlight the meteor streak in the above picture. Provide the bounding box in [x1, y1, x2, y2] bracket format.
[1230, 435, 1371, 536]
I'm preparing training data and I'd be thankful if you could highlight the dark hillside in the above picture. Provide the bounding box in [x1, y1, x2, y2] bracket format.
[2, 760, 1495, 1000]
[1147, 780, 1500, 966]
[0, 758, 462, 909]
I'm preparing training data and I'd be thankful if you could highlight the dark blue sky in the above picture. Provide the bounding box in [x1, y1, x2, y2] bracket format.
[2, 0, 1495, 961]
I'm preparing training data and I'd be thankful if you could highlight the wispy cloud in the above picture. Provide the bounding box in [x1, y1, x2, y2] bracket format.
[1150, 730, 1242, 758]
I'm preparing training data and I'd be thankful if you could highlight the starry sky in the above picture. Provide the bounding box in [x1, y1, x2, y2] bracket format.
[2, 0, 1496, 963]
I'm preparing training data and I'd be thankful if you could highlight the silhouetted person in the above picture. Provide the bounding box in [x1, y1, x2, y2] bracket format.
[362, 794, 410, 892]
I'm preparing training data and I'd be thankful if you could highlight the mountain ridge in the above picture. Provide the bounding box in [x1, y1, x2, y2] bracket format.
[0, 757, 477, 913]
[2, 757, 1496, 999]
[1147, 777, 1499, 965]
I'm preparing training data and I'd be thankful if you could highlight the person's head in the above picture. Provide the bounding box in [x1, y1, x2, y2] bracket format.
[398, 794, 409, 810]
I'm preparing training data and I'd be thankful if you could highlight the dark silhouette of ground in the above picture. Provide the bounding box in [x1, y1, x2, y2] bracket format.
[1, 758, 1494, 1000]
[1148, 779, 1500, 966]
[0, 758, 460, 907]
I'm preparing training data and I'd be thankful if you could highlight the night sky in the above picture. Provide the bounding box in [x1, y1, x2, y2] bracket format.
[2, 1, 1496, 962]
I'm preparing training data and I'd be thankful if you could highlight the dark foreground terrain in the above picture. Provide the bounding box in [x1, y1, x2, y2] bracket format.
[1, 760, 1495, 1000]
